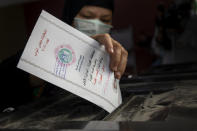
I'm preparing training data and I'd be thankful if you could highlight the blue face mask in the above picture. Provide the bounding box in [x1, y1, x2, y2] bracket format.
[74, 17, 113, 36]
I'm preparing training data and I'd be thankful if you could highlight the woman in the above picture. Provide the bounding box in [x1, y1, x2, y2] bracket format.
[63, 0, 128, 79]
[0, 0, 128, 111]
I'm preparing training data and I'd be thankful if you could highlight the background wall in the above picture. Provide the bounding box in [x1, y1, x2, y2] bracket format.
[113, 0, 173, 72]
[0, 0, 65, 61]
[0, 0, 38, 7]
[113, 0, 173, 43]
[0, 5, 26, 61]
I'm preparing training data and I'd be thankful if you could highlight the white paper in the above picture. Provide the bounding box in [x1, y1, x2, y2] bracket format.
[17, 10, 122, 113]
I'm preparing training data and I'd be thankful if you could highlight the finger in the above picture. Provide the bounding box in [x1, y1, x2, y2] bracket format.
[92, 34, 114, 53]
[110, 45, 122, 72]
[115, 48, 128, 79]
[109, 39, 122, 71]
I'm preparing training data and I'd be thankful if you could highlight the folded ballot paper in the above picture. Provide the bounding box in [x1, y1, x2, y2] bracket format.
[17, 10, 122, 113]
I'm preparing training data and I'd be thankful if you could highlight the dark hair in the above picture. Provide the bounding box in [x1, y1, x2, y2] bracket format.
[62, 0, 114, 25]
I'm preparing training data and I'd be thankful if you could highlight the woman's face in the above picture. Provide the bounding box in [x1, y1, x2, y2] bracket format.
[75, 5, 113, 25]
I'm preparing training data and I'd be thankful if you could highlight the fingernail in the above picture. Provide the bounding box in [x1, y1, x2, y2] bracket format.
[110, 48, 114, 53]
[116, 72, 121, 79]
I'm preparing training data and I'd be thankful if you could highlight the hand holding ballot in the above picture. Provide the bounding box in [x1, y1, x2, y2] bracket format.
[17, 10, 127, 113]
[92, 34, 128, 80]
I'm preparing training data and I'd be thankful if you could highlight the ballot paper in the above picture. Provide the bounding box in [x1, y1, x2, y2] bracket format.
[17, 10, 122, 113]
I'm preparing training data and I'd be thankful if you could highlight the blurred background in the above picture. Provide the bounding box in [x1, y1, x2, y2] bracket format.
[0, 0, 197, 74]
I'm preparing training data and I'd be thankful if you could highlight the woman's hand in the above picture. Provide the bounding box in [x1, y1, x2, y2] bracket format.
[92, 34, 128, 79]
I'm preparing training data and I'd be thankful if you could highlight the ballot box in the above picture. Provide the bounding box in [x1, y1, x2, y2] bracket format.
[1, 62, 197, 130]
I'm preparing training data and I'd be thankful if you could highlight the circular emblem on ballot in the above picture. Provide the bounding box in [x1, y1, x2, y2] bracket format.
[55, 45, 76, 66]
[58, 48, 72, 64]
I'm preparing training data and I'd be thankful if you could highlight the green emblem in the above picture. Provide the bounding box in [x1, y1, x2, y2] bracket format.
[58, 48, 72, 64]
